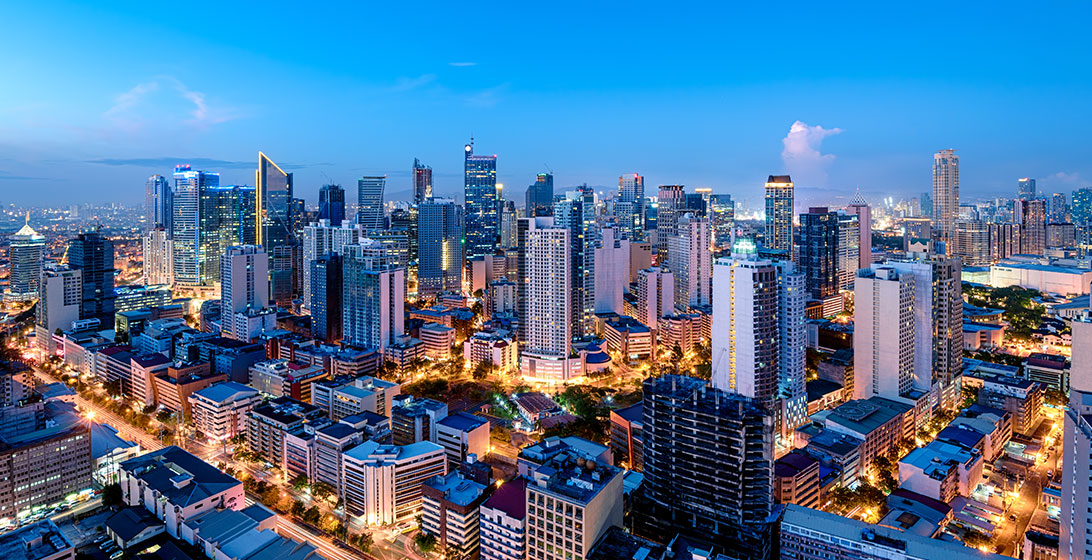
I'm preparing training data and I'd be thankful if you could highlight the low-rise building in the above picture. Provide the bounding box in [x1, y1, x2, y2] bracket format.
[189, 382, 261, 443]
[774, 451, 820, 508]
[437, 412, 490, 466]
[422, 471, 489, 560]
[525, 451, 623, 560]
[819, 397, 913, 477]
[517, 436, 613, 480]
[608, 403, 644, 472]
[342, 440, 447, 525]
[1023, 352, 1069, 393]
[978, 376, 1043, 435]
[898, 440, 983, 503]
[104, 507, 164, 551]
[385, 337, 425, 371]
[420, 322, 456, 360]
[880, 488, 953, 538]
[311, 375, 400, 421]
[153, 361, 226, 421]
[248, 360, 328, 403]
[511, 392, 561, 425]
[90, 422, 140, 486]
[0, 519, 74, 560]
[464, 331, 518, 373]
[950, 405, 1012, 462]
[391, 395, 449, 445]
[245, 397, 326, 468]
[182, 503, 320, 560]
[479, 477, 527, 560]
[602, 316, 653, 362]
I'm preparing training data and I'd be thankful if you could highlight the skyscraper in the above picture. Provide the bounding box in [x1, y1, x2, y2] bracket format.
[525, 173, 554, 218]
[593, 227, 631, 315]
[198, 185, 257, 285]
[342, 240, 404, 351]
[638, 375, 773, 560]
[655, 185, 685, 264]
[1061, 307, 1092, 560]
[666, 213, 711, 310]
[35, 266, 82, 355]
[171, 165, 220, 286]
[464, 141, 499, 259]
[520, 224, 575, 382]
[764, 175, 794, 252]
[1018, 177, 1037, 199]
[953, 220, 991, 266]
[932, 149, 959, 248]
[1073, 188, 1092, 226]
[1015, 198, 1047, 255]
[310, 253, 343, 344]
[412, 158, 432, 205]
[301, 220, 360, 311]
[498, 200, 519, 249]
[8, 217, 45, 301]
[615, 173, 645, 241]
[853, 266, 915, 399]
[635, 267, 674, 331]
[67, 231, 116, 326]
[318, 184, 346, 227]
[709, 193, 735, 252]
[146, 174, 171, 232]
[356, 176, 386, 230]
[221, 245, 275, 341]
[417, 199, 464, 299]
[797, 208, 839, 301]
[553, 186, 596, 337]
[1051, 192, 1070, 223]
[142, 227, 173, 286]
[256, 152, 293, 250]
[846, 191, 872, 270]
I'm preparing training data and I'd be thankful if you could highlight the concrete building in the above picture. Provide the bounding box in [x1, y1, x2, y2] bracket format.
[774, 451, 820, 508]
[608, 403, 643, 472]
[248, 359, 328, 403]
[35, 266, 82, 357]
[437, 413, 490, 466]
[932, 149, 960, 248]
[342, 440, 447, 525]
[602, 316, 653, 363]
[521, 224, 581, 382]
[119, 446, 244, 538]
[0, 519, 74, 560]
[418, 199, 464, 299]
[391, 395, 449, 445]
[853, 266, 915, 400]
[463, 331, 518, 373]
[820, 397, 913, 477]
[188, 382, 261, 443]
[421, 471, 489, 560]
[310, 375, 400, 421]
[478, 477, 526, 560]
[990, 261, 1092, 295]
[977, 376, 1043, 435]
[420, 322, 455, 359]
[593, 227, 631, 315]
[526, 451, 623, 560]
[765, 175, 794, 252]
[220, 245, 275, 342]
[666, 213, 711, 310]
[635, 267, 674, 331]
[245, 397, 325, 468]
[343, 239, 405, 351]
[898, 440, 983, 502]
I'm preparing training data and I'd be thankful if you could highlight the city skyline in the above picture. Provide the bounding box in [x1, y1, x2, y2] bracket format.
[2, 3, 1091, 208]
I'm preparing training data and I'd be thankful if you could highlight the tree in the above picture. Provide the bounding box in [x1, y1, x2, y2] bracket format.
[290, 474, 309, 491]
[101, 483, 123, 506]
[290, 500, 305, 518]
[103, 379, 122, 398]
[415, 531, 438, 554]
[351, 531, 373, 553]
[472, 360, 495, 380]
[156, 409, 174, 423]
[303, 506, 321, 525]
[311, 481, 335, 501]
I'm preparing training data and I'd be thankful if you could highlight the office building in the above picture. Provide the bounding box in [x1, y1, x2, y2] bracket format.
[342, 439, 447, 525]
[418, 199, 464, 299]
[171, 165, 220, 286]
[301, 219, 359, 311]
[391, 395, 449, 445]
[188, 381, 261, 443]
[479, 477, 526, 560]
[1061, 309, 1092, 560]
[765, 175, 794, 252]
[635, 267, 674, 331]
[8, 218, 45, 301]
[318, 183, 345, 226]
[245, 397, 325, 468]
[521, 225, 579, 382]
[421, 471, 489, 560]
[853, 266, 916, 399]
[593, 228, 632, 315]
[614, 173, 645, 240]
[119, 446, 244, 538]
[609, 403, 643, 471]
[67, 231, 116, 326]
[342, 240, 404, 350]
[525, 172, 554, 217]
[666, 213, 711, 310]
[436, 413, 490, 466]
[1015, 198, 1048, 256]
[953, 220, 991, 266]
[255, 152, 293, 250]
[1072, 188, 1092, 225]
[526, 451, 623, 560]
[846, 191, 872, 270]
[142, 227, 173, 286]
[638, 375, 772, 559]
[35, 266, 82, 355]
[220, 246, 274, 342]
[146, 173, 172, 232]
[413, 158, 433, 205]
[356, 176, 386, 230]
[554, 186, 597, 337]
[797, 207, 839, 301]
[1018, 177, 1037, 199]
[311, 376, 400, 421]
[196, 184, 258, 286]
[709, 193, 735, 251]
[498, 200, 519, 249]
[774, 451, 820, 508]
[655, 184, 685, 263]
[1052, 192, 1070, 223]
[932, 149, 960, 248]
[464, 141, 499, 259]
[310, 253, 343, 343]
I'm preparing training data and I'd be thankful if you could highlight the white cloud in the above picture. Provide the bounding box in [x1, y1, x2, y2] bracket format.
[391, 74, 437, 92]
[448, 62, 477, 67]
[104, 77, 236, 131]
[781, 120, 843, 185]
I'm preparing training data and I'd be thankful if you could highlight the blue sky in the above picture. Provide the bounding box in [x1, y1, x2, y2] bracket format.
[1, 1, 1090, 211]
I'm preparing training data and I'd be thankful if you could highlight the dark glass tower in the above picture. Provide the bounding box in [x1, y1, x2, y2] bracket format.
[413, 158, 432, 205]
[319, 184, 346, 227]
[256, 152, 294, 249]
[67, 231, 117, 327]
[797, 207, 839, 300]
[464, 141, 498, 259]
[417, 200, 464, 299]
[524, 173, 554, 217]
[553, 185, 596, 337]
[310, 253, 343, 343]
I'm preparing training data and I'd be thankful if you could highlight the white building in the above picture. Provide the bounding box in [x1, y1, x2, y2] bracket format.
[853, 266, 915, 400]
[220, 245, 273, 342]
[301, 219, 360, 311]
[635, 267, 674, 331]
[436, 412, 490, 466]
[342, 239, 405, 351]
[666, 213, 711, 310]
[932, 148, 959, 247]
[310, 375, 400, 421]
[990, 261, 1092, 295]
[142, 227, 173, 286]
[421, 471, 488, 559]
[188, 382, 261, 443]
[521, 227, 581, 382]
[342, 440, 446, 526]
[35, 265, 82, 356]
[593, 227, 631, 315]
[479, 478, 527, 560]
[1061, 311, 1092, 560]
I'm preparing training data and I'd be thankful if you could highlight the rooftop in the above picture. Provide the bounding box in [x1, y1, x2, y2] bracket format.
[512, 392, 561, 415]
[587, 526, 668, 560]
[611, 402, 643, 424]
[344, 439, 444, 463]
[483, 477, 527, 519]
[191, 381, 259, 404]
[90, 422, 138, 459]
[119, 446, 241, 508]
[530, 450, 622, 504]
[424, 471, 487, 507]
[0, 519, 72, 560]
[438, 412, 488, 432]
[105, 507, 162, 542]
[826, 397, 913, 436]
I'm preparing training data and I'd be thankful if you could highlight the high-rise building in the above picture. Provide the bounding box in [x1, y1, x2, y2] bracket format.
[553, 186, 596, 337]
[464, 141, 499, 259]
[638, 375, 773, 560]
[479, 477, 527, 560]
[220, 245, 274, 341]
[616, 173, 646, 240]
[142, 227, 173, 286]
[342, 240, 404, 351]
[1052, 192, 1070, 223]
[636, 268, 674, 331]
[7, 217, 45, 301]
[342, 440, 446, 526]
[525, 173, 554, 218]
[932, 149, 960, 248]
[666, 213, 711, 310]
[318, 184, 346, 227]
[498, 200, 519, 249]
[655, 185, 686, 264]
[593, 227, 631, 315]
[920, 191, 933, 218]
[764, 175, 794, 252]
[255, 152, 294, 250]
[953, 220, 992, 266]
[146, 174, 171, 232]
[1018, 177, 1037, 199]
[709, 193, 735, 252]
[301, 220, 360, 311]
[520, 225, 576, 382]
[526, 452, 623, 560]
[198, 185, 257, 285]
[418, 199, 464, 299]
[853, 266, 915, 399]
[67, 231, 116, 326]
[1015, 198, 1047, 255]
[413, 158, 433, 205]
[846, 191, 871, 270]
[835, 213, 860, 292]
[356, 176, 386, 230]
[310, 253, 343, 344]
[711, 241, 806, 440]
[171, 165, 220, 286]
[797, 208, 839, 301]
[1061, 309, 1092, 560]
[1072, 188, 1092, 226]
[0, 402, 92, 519]
[35, 265, 81, 355]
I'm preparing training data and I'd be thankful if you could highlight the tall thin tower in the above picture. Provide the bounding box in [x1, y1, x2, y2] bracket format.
[932, 149, 959, 249]
[764, 175, 794, 252]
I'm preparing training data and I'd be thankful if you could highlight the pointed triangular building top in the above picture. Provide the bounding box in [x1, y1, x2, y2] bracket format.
[849, 188, 868, 206]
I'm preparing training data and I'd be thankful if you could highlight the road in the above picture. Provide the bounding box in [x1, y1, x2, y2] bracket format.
[993, 416, 1062, 557]
[244, 495, 376, 560]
